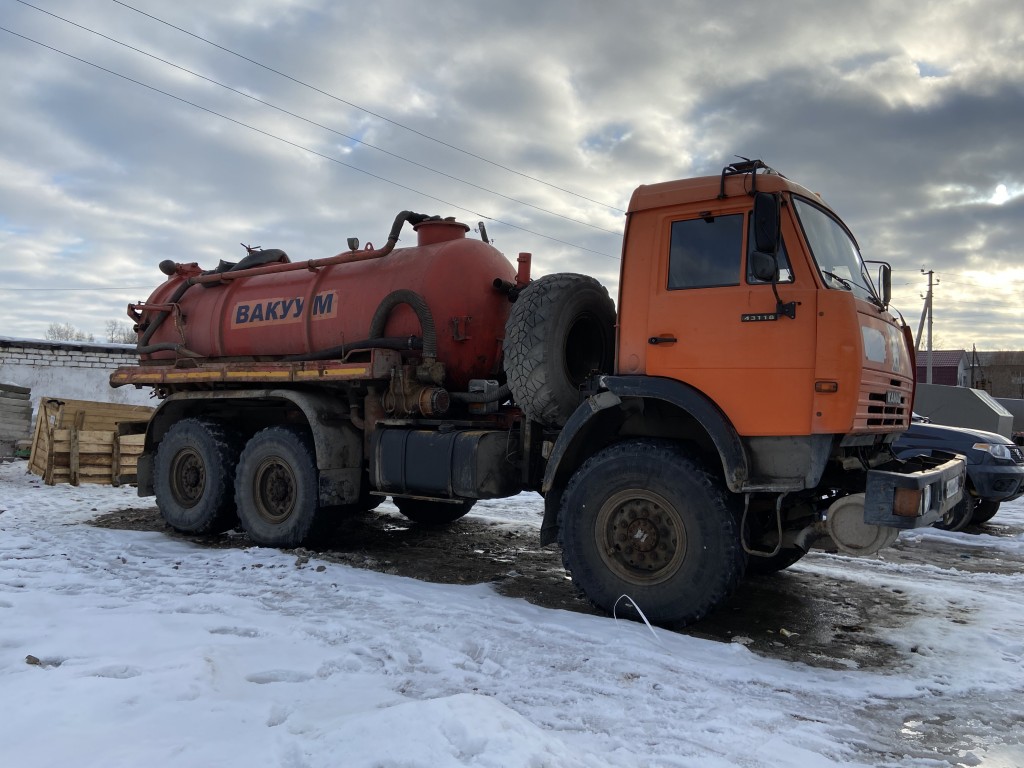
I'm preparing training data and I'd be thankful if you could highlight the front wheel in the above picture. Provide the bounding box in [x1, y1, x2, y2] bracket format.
[970, 499, 1000, 525]
[558, 439, 745, 627]
[235, 427, 321, 547]
[933, 495, 974, 532]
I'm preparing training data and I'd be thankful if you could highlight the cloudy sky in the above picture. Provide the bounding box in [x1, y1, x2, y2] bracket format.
[1, 0, 1022, 351]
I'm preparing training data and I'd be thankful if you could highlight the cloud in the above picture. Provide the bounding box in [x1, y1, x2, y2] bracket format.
[0, 0, 1021, 352]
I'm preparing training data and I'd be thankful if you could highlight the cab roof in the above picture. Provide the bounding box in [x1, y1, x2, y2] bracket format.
[627, 169, 825, 214]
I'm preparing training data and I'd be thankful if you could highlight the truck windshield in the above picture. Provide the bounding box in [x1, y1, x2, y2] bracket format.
[793, 197, 878, 304]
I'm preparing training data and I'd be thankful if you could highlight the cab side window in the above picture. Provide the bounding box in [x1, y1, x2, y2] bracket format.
[667, 214, 743, 290]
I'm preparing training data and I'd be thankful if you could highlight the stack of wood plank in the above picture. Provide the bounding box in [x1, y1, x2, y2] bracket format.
[0, 383, 33, 459]
[28, 398, 155, 486]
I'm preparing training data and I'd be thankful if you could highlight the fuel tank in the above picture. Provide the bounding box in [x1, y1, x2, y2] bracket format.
[138, 219, 518, 391]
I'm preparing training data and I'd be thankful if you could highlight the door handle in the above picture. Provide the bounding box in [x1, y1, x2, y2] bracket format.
[648, 336, 678, 345]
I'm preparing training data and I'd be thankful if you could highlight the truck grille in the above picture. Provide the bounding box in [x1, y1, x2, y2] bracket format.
[856, 376, 911, 430]
[1010, 445, 1024, 465]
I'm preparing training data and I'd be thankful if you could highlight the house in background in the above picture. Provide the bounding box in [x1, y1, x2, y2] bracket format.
[916, 349, 968, 387]
[975, 351, 1024, 399]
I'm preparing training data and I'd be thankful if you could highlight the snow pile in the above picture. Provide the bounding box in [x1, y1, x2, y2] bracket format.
[1, 461, 1022, 767]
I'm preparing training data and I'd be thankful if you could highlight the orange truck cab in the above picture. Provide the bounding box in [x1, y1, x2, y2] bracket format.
[619, 165, 911, 441]
[537, 160, 965, 624]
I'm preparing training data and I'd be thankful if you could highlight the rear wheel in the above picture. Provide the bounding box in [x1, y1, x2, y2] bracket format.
[154, 419, 240, 534]
[394, 498, 475, 525]
[235, 427, 321, 547]
[970, 499, 1000, 525]
[558, 439, 745, 627]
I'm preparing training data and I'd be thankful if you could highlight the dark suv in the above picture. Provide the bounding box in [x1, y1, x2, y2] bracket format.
[894, 418, 1024, 530]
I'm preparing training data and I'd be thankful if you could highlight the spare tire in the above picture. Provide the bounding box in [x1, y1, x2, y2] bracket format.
[503, 273, 615, 426]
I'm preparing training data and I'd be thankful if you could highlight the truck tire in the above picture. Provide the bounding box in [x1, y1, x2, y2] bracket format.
[154, 419, 240, 534]
[503, 273, 615, 427]
[235, 427, 321, 547]
[970, 499, 1000, 525]
[558, 439, 745, 627]
[394, 498, 475, 525]
[745, 547, 807, 576]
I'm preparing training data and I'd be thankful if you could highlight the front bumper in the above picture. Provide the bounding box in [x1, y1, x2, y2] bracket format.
[969, 463, 1024, 504]
[863, 452, 966, 529]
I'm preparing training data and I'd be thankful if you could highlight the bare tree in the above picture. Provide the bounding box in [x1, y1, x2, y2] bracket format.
[105, 320, 137, 344]
[45, 322, 95, 342]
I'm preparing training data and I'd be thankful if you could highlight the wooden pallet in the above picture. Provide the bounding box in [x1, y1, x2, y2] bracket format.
[0, 383, 33, 458]
[28, 398, 154, 486]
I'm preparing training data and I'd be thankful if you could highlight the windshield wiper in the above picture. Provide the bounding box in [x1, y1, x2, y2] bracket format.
[822, 271, 852, 290]
[851, 279, 886, 310]
[823, 270, 885, 310]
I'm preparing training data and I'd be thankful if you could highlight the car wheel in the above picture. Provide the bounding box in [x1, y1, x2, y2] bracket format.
[933, 495, 974, 532]
[970, 499, 1000, 525]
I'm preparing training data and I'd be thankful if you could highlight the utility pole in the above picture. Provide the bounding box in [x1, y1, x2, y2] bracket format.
[917, 269, 937, 384]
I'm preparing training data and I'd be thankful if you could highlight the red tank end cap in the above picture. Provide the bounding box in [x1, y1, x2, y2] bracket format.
[414, 219, 470, 246]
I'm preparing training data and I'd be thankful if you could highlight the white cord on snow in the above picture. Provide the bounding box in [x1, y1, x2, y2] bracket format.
[612, 594, 664, 647]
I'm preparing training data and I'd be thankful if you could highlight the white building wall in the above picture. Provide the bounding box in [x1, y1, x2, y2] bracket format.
[0, 337, 156, 414]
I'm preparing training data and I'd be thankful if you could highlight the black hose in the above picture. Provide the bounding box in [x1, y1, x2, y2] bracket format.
[368, 289, 438, 359]
[492, 278, 523, 302]
[450, 383, 511, 404]
[138, 280, 192, 349]
[386, 210, 434, 245]
[229, 248, 288, 272]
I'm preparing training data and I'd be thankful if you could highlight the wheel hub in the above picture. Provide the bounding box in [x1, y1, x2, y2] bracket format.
[254, 459, 296, 523]
[625, 518, 659, 553]
[597, 491, 685, 584]
[170, 448, 205, 508]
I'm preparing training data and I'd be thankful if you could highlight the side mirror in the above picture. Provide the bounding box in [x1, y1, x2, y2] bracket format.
[753, 192, 780, 255]
[750, 251, 778, 282]
[877, 263, 891, 307]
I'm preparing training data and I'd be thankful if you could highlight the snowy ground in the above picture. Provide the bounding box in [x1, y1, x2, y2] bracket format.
[1, 460, 1022, 768]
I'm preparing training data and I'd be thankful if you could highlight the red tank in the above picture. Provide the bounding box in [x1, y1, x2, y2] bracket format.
[137, 218, 519, 391]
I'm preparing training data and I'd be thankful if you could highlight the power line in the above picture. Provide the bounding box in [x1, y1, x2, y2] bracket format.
[0, 25, 620, 260]
[0, 287, 154, 292]
[110, 0, 627, 214]
[15, 0, 622, 237]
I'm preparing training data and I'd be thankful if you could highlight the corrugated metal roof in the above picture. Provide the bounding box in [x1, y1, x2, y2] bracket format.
[916, 349, 967, 368]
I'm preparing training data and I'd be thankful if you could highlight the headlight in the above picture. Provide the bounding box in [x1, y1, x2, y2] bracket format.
[973, 442, 1014, 461]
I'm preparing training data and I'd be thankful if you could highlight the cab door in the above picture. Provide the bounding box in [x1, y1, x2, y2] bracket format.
[634, 206, 818, 437]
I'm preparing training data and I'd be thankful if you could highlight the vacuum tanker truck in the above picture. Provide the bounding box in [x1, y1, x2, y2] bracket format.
[112, 159, 965, 627]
